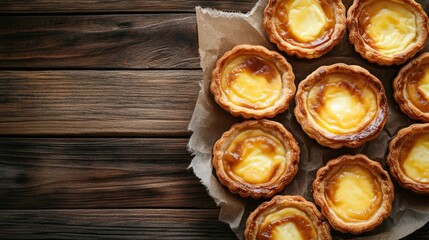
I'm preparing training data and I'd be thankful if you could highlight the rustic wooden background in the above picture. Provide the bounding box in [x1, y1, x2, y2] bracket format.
[0, 0, 428, 239]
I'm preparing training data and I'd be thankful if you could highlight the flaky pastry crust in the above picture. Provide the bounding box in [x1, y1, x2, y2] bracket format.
[387, 123, 429, 195]
[264, 0, 346, 59]
[245, 195, 331, 240]
[393, 53, 429, 122]
[212, 120, 300, 198]
[313, 154, 394, 234]
[294, 63, 388, 149]
[210, 44, 295, 119]
[347, 0, 428, 66]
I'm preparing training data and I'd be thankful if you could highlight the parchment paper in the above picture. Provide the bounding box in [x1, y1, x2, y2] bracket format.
[188, 0, 429, 239]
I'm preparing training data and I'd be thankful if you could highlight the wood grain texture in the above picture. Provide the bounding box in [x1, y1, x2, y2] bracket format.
[0, 14, 199, 69]
[0, 0, 256, 13]
[0, 138, 215, 209]
[0, 209, 237, 239]
[0, 70, 199, 136]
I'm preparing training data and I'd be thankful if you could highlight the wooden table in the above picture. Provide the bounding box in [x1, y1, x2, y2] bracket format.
[0, 1, 428, 239]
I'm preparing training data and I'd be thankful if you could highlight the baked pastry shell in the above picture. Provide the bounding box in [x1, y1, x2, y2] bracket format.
[210, 44, 295, 119]
[245, 195, 332, 240]
[393, 53, 429, 122]
[313, 154, 394, 234]
[263, 0, 346, 59]
[347, 0, 429, 66]
[387, 123, 429, 195]
[212, 120, 300, 199]
[294, 63, 388, 149]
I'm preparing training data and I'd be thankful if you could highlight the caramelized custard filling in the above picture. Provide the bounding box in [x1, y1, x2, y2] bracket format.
[274, 0, 335, 46]
[223, 129, 287, 184]
[407, 64, 429, 112]
[325, 165, 382, 222]
[258, 208, 318, 240]
[221, 56, 282, 109]
[400, 132, 429, 183]
[307, 73, 377, 134]
[359, 0, 417, 55]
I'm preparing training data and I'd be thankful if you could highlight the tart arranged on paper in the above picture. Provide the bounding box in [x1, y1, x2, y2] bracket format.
[313, 154, 394, 234]
[245, 195, 331, 240]
[263, 0, 346, 59]
[294, 63, 388, 149]
[394, 53, 429, 122]
[211, 44, 295, 119]
[347, 0, 429, 65]
[212, 120, 300, 198]
[388, 124, 429, 195]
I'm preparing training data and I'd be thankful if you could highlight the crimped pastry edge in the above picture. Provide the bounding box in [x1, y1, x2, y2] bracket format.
[294, 63, 388, 149]
[393, 52, 429, 122]
[244, 195, 332, 240]
[313, 154, 394, 234]
[347, 0, 429, 66]
[210, 44, 295, 119]
[263, 0, 346, 59]
[212, 120, 300, 199]
[387, 123, 429, 195]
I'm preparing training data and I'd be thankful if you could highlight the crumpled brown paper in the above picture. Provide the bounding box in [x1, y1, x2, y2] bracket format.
[188, 0, 429, 239]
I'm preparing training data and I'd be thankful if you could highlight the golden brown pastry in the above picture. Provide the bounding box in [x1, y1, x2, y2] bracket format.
[245, 195, 331, 240]
[212, 120, 300, 198]
[211, 44, 295, 119]
[313, 154, 394, 234]
[388, 124, 429, 195]
[394, 53, 429, 122]
[347, 0, 429, 66]
[264, 0, 346, 59]
[294, 63, 388, 149]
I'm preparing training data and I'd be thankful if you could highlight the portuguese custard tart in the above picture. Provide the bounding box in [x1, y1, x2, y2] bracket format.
[388, 124, 429, 195]
[394, 53, 429, 122]
[212, 120, 300, 198]
[347, 0, 429, 66]
[263, 0, 346, 59]
[245, 195, 331, 240]
[313, 154, 394, 234]
[211, 44, 295, 119]
[294, 63, 388, 149]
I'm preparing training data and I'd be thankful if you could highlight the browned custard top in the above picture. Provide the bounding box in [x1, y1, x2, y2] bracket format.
[257, 208, 318, 240]
[221, 56, 282, 110]
[223, 129, 287, 185]
[274, 0, 335, 47]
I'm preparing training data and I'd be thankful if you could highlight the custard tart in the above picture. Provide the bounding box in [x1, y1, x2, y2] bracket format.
[388, 124, 429, 195]
[245, 195, 331, 240]
[212, 120, 300, 198]
[264, 0, 346, 59]
[211, 45, 295, 119]
[394, 53, 429, 122]
[347, 0, 429, 66]
[294, 63, 388, 149]
[313, 154, 394, 234]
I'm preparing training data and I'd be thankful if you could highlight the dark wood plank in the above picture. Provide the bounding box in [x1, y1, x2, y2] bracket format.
[0, 138, 215, 209]
[0, 14, 199, 69]
[0, 0, 256, 14]
[0, 70, 199, 136]
[0, 209, 237, 239]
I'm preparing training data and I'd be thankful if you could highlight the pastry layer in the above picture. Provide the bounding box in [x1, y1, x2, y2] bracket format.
[307, 73, 377, 134]
[359, 0, 417, 55]
[259, 208, 318, 240]
[407, 64, 429, 112]
[221, 56, 282, 110]
[274, 0, 335, 45]
[400, 133, 429, 183]
[325, 165, 382, 222]
[223, 129, 286, 184]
